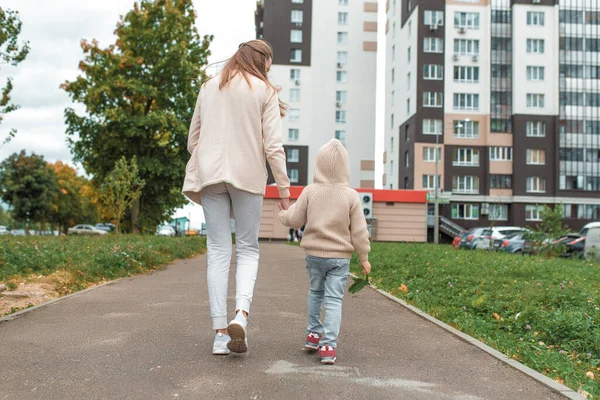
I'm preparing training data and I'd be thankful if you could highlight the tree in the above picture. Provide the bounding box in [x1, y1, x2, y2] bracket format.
[0, 7, 30, 147]
[0, 151, 59, 229]
[62, 0, 213, 233]
[99, 157, 145, 234]
[526, 204, 570, 258]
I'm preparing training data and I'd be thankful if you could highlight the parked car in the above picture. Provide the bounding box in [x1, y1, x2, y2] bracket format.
[555, 222, 600, 258]
[10, 229, 25, 236]
[493, 231, 527, 253]
[157, 225, 176, 237]
[95, 223, 115, 232]
[459, 227, 487, 250]
[0, 226, 10, 235]
[584, 226, 600, 261]
[476, 227, 526, 250]
[67, 224, 108, 236]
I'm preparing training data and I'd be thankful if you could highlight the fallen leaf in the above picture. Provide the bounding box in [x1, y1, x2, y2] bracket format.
[586, 371, 595, 380]
[399, 284, 409, 293]
[493, 313, 501, 320]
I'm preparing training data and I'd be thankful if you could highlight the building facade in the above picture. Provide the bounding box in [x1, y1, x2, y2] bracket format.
[384, 0, 600, 232]
[256, 0, 378, 188]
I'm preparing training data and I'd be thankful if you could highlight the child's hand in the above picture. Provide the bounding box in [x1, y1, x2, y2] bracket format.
[360, 260, 371, 275]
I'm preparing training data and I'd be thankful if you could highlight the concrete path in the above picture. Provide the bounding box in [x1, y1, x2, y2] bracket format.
[0, 243, 565, 399]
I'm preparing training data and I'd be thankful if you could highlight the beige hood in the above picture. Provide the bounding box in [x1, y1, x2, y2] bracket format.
[313, 139, 350, 185]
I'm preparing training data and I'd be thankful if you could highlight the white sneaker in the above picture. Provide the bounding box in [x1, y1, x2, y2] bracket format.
[227, 312, 248, 353]
[212, 333, 230, 355]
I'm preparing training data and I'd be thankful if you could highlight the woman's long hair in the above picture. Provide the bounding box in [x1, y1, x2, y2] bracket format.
[218, 40, 287, 116]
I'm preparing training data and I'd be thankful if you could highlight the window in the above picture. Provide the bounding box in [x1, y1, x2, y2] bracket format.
[423, 64, 443, 80]
[491, 64, 511, 78]
[454, 12, 480, 29]
[527, 66, 545, 81]
[526, 121, 546, 137]
[391, 68, 395, 84]
[290, 49, 302, 62]
[289, 88, 300, 102]
[526, 177, 546, 193]
[454, 66, 479, 83]
[452, 203, 479, 220]
[288, 169, 299, 183]
[489, 147, 512, 161]
[527, 94, 545, 108]
[454, 120, 479, 139]
[408, 21, 412, 38]
[336, 71, 348, 83]
[423, 119, 443, 135]
[336, 110, 346, 123]
[527, 11, 545, 26]
[560, 92, 584, 106]
[392, 45, 395, 61]
[527, 39, 545, 54]
[452, 148, 480, 166]
[337, 32, 349, 45]
[287, 149, 300, 162]
[526, 149, 546, 165]
[489, 175, 512, 189]
[288, 128, 299, 142]
[491, 119, 512, 133]
[392, 23, 396, 37]
[290, 29, 303, 43]
[391, 137, 394, 153]
[452, 176, 479, 194]
[491, 10, 511, 24]
[338, 0, 348, 5]
[422, 175, 442, 190]
[489, 204, 508, 221]
[335, 130, 346, 144]
[424, 10, 444, 26]
[291, 10, 303, 23]
[587, 93, 600, 107]
[560, 10, 583, 24]
[338, 12, 348, 25]
[337, 51, 348, 65]
[391, 90, 395, 106]
[423, 147, 442, 162]
[407, 47, 411, 62]
[560, 37, 584, 51]
[423, 92, 443, 107]
[290, 69, 301, 80]
[453, 93, 480, 111]
[407, 72, 411, 90]
[424, 37, 444, 53]
[405, 151, 410, 167]
[390, 160, 394, 177]
[560, 65, 584, 78]
[292, 0, 303, 2]
[406, 98, 410, 114]
[491, 37, 512, 51]
[563, 204, 572, 219]
[404, 176, 409, 189]
[289, 109, 300, 122]
[454, 39, 480, 56]
[336, 90, 347, 104]
[588, 38, 600, 52]
[391, 114, 394, 129]
[526, 205, 544, 221]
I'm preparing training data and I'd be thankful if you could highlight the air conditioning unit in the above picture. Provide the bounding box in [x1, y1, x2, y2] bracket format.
[295, 80, 301, 86]
[458, 27, 466, 34]
[430, 24, 438, 31]
[361, 193, 373, 218]
[337, 62, 343, 68]
[472, 55, 479, 62]
[481, 203, 490, 215]
[452, 54, 459, 61]
[532, 0, 541, 3]
[336, 102, 343, 108]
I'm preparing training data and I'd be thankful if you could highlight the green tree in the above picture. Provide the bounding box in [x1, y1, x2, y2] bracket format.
[0, 151, 59, 230]
[100, 157, 145, 234]
[62, 0, 213, 233]
[0, 7, 30, 147]
[0, 205, 12, 227]
[526, 204, 571, 258]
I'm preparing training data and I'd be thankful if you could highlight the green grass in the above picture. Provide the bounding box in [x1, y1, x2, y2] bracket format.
[0, 235, 205, 295]
[351, 243, 600, 397]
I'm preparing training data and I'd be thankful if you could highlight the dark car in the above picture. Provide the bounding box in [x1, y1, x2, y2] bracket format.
[555, 234, 585, 258]
[459, 227, 486, 250]
[492, 231, 526, 253]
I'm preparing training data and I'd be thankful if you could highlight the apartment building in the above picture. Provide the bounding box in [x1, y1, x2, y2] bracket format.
[256, 0, 378, 188]
[384, 0, 600, 233]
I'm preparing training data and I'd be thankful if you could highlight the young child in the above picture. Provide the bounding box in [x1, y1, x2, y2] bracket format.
[278, 139, 371, 365]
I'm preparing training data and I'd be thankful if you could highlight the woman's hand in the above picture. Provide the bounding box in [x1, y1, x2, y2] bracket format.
[278, 198, 290, 211]
[360, 260, 371, 275]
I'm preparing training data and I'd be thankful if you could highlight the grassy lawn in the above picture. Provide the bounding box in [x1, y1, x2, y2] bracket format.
[351, 243, 600, 397]
[0, 235, 205, 298]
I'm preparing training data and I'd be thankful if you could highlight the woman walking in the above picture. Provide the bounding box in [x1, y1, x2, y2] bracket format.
[183, 40, 290, 355]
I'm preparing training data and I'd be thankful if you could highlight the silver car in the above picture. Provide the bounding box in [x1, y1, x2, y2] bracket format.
[67, 224, 108, 236]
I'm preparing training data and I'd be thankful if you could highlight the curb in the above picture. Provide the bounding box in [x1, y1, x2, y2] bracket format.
[350, 273, 586, 400]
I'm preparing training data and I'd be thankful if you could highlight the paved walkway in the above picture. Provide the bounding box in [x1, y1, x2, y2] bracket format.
[0, 243, 565, 399]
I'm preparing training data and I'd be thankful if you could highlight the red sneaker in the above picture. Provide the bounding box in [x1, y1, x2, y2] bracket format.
[305, 332, 321, 351]
[318, 345, 337, 364]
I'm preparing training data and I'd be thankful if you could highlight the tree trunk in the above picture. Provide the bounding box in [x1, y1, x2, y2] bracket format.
[131, 198, 140, 234]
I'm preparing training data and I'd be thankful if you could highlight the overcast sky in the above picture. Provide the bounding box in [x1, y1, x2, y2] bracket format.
[0, 0, 384, 227]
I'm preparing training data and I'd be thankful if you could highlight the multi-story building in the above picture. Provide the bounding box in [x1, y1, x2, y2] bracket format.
[256, 0, 378, 188]
[384, 0, 600, 233]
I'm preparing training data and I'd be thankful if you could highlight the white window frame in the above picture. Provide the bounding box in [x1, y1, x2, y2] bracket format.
[453, 148, 480, 166]
[336, 90, 347, 104]
[489, 147, 513, 161]
[454, 120, 479, 139]
[422, 175, 442, 190]
[454, 12, 480, 29]
[338, 0, 348, 5]
[292, 0, 304, 3]
[287, 149, 300, 162]
[337, 32, 349, 45]
[424, 37, 444, 53]
[424, 10, 444, 26]
[527, 177, 547, 193]
[289, 88, 300, 102]
[423, 147, 442, 162]
[452, 203, 479, 220]
[453, 93, 480, 111]
[338, 12, 348, 25]
[407, 72, 411, 90]
[288, 128, 299, 142]
[527, 11, 545, 26]
[454, 39, 480, 56]
[291, 10, 303, 24]
[527, 66, 545, 81]
[423, 64, 443, 80]
[290, 49, 302, 63]
[526, 205, 544, 221]
[526, 149, 546, 165]
[527, 93, 545, 108]
[452, 176, 479, 194]
[336, 110, 346, 123]
[527, 39, 545, 54]
[290, 29, 303, 43]
[288, 109, 300, 122]
[489, 204, 509, 221]
[423, 92, 443, 108]
[454, 66, 479, 83]
[288, 169, 299, 183]
[337, 51, 348, 65]
[526, 121, 546, 137]
[290, 69, 301, 80]
[423, 119, 443, 136]
[336, 71, 348, 83]
[335, 130, 346, 144]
